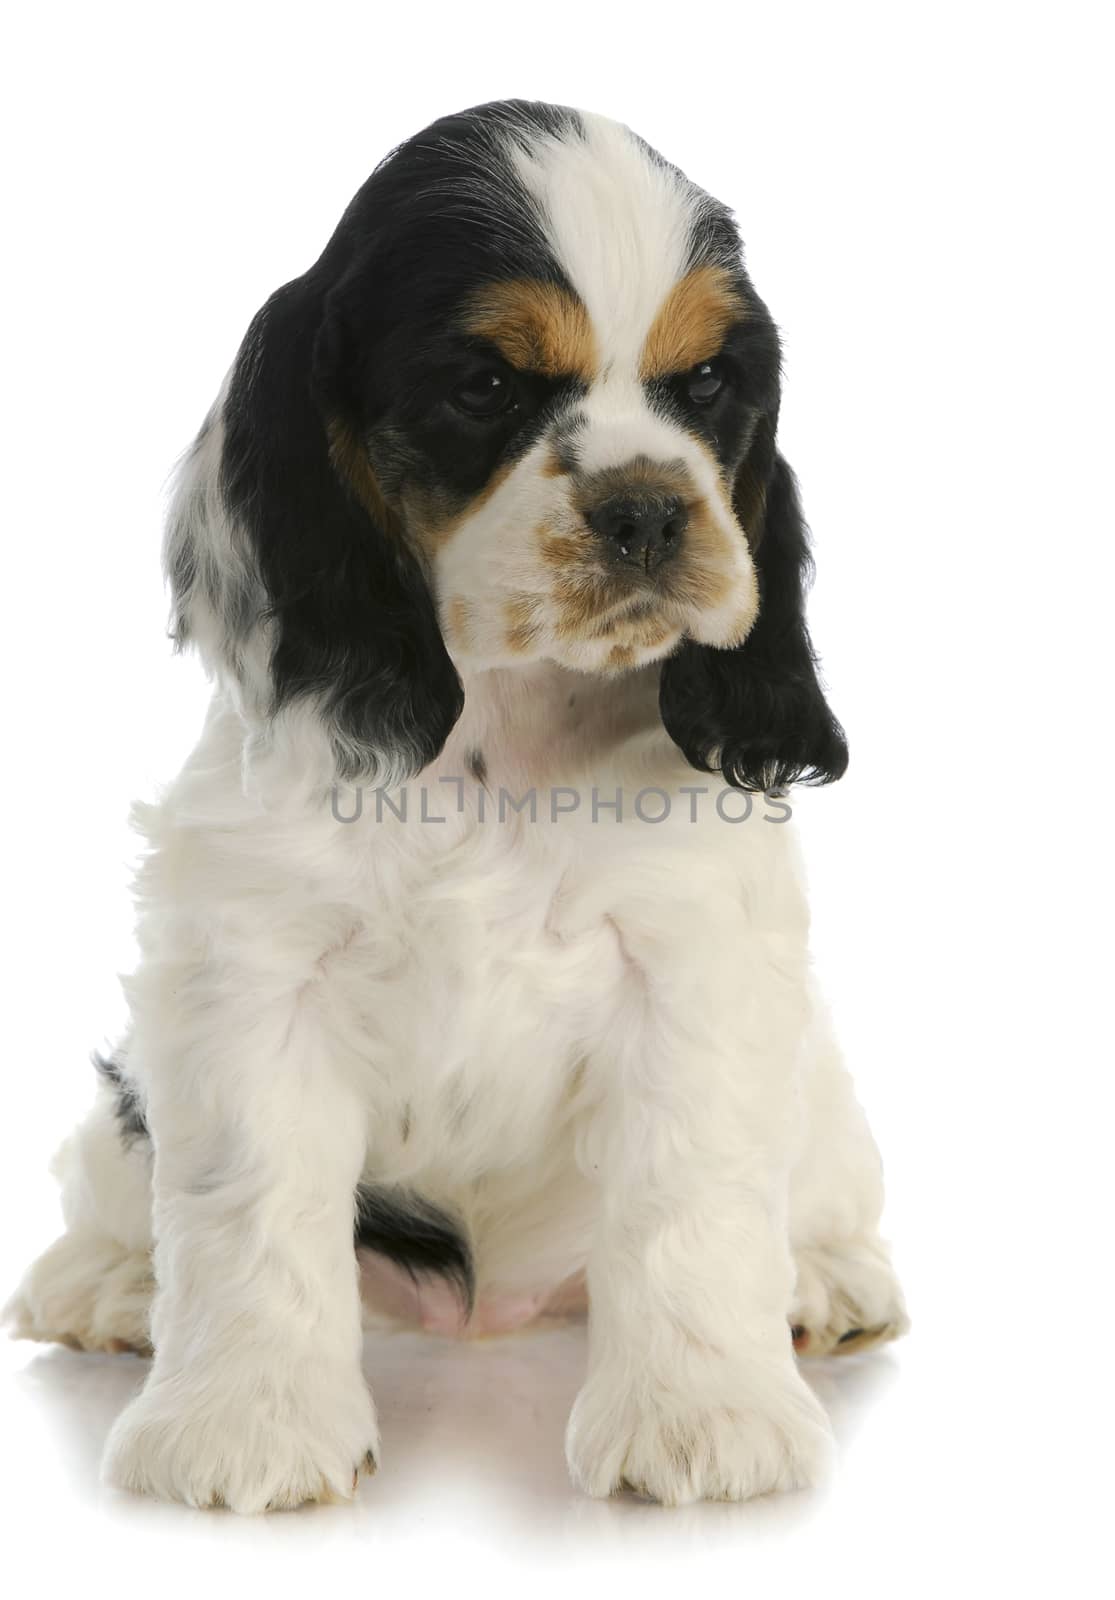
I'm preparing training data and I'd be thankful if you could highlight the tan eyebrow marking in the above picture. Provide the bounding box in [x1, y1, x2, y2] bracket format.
[639, 264, 746, 380]
[463, 279, 598, 382]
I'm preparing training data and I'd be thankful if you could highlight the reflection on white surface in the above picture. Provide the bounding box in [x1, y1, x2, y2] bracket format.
[3, 1319, 902, 1562]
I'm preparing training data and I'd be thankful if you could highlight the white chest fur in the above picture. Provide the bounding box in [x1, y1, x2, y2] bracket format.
[130, 663, 808, 1227]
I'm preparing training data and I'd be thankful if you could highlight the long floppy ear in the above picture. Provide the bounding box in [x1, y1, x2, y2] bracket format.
[175, 269, 463, 782]
[659, 416, 848, 791]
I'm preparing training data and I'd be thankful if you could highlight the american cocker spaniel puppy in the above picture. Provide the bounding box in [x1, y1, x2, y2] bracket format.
[6, 100, 907, 1511]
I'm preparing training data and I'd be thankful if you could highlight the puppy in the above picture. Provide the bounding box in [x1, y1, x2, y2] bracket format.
[6, 100, 907, 1511]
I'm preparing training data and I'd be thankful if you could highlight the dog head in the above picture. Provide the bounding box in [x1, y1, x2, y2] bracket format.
[168, 100, 847, 791]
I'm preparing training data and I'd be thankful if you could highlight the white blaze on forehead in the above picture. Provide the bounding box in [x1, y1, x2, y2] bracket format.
[569, 386, 699, 475]
[510, 113, 701, 376]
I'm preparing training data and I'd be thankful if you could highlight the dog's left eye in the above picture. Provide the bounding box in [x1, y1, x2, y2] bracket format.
[686, 359, 725, 405]
[453, 369, 516, 418]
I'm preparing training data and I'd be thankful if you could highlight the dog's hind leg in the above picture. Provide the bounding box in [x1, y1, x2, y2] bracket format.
[788, 993, 909, 1357]
[4, 1045, 156, 1355]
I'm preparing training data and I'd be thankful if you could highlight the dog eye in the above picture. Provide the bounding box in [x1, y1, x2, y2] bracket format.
[686, 360, 724, 404]
[453, 369, 516, 418]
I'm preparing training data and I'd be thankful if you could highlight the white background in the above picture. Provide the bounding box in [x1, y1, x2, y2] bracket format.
[1, 2, 1111, 1593]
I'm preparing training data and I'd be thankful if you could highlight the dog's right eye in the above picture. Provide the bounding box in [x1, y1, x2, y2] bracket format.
[452, 369, 516, 418]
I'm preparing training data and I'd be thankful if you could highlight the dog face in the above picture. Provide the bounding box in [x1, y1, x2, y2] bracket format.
[169, 101, 847, 790]
[344, 117, 775, 677]
[378, 270, 764, 675]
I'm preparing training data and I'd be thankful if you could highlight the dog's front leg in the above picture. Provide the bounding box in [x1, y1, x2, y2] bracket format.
[566, 913, 833, 1505]
[103, 963, 378, 1512]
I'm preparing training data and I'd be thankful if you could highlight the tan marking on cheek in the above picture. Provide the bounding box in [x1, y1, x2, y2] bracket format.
[401, 485, 455, 558]
[639, 265, 746, 380]
[692, 433, 753, 544]
[404, 458, 517, 558]
[540, 526, 588, 574]
[626, 616, 677, 650]
[732, 464, 769, 554]
[464, 280, 597, 381]
[445, 597, 475, 650]
[664, 501, 736, 610]
[552, 576, 616, 638]
[605, 643, 637, 671]
[326, 418, 400, 534]
[649, 443, 749, 615]
[657, 487, 758, 647]
[505, 594, 544, 654]
[538, 526, 625, 639]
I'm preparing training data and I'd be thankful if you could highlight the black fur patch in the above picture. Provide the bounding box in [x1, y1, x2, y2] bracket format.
[91, 1057, 475, 1317]
[354, 1184, 475, 1317]
[213, 101, 592, 783]
[93, 1052, 148, 1144]
[659, 442, 849, 792]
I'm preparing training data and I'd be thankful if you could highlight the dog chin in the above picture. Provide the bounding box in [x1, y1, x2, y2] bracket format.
[551, 623, 684, 677]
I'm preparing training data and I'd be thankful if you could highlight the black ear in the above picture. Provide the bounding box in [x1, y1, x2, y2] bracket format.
[659, 420, 848, 791]
[217, 268, 463, 781]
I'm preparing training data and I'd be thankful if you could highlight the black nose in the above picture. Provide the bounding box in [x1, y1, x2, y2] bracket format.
[587, 494, 688, 570]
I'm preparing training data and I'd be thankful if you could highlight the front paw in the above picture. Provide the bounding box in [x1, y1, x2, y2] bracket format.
[566, 1359, 833, 1505]
[103, 1361, 380, 1513]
